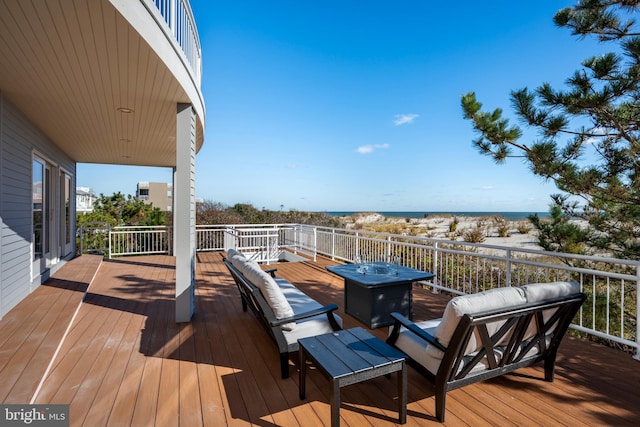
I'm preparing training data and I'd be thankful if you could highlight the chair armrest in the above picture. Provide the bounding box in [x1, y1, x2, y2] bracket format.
[264, 268, 277, 277]
[387, 312, 446, 352]
[270, 304, 339, 327]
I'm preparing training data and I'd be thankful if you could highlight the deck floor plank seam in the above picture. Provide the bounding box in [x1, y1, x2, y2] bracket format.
[0, 287, 77, 402]
[198, 274, 245, 426]
[0, 256, 102, 406]
[70, 305, 134, 426]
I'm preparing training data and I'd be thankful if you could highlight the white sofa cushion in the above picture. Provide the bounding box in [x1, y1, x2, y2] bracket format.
[391, 283, 578, 377]
[276, 279, 323, 315]
[229, 253, 246, 270]
[519, 281, 581, 343]
[226, 248, 243, 260]
[391, 319, 546, 377]
[234, 257, 296, 330]
[521, 281, 580, 303]
[391, 319, 441, 374]
[277, 278, 343, 345]
[435, 287, 527, 346]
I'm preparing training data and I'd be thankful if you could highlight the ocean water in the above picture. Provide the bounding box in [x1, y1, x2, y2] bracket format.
[324, 211, 550, 221]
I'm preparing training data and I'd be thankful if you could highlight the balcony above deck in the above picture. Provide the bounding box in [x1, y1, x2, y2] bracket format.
[0, 0, 204, 167]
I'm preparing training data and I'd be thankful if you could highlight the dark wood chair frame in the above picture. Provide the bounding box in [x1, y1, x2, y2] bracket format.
[386, 292, 586, 422]
[223, 257, 342, 379]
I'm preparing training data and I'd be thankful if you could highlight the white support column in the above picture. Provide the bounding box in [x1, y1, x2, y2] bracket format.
[172, 167, 177, 256]
[175, 103, 196, 323]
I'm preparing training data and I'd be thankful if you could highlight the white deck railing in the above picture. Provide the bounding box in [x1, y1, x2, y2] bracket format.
[78, 222, 640, 359]
[110, 225, 170, 257]
[288, 224, 640, 359]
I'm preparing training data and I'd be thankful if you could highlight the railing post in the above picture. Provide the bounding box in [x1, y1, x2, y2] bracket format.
[331, 229, 336, 260]
[313, 226, 317, 262]
[170, 0, 177, 39]
[355, 231, 360, 262]
[432, 241, 439, 293]
[505, 249, 512, 287]
[386, 235, 392, 262]
[108, 227, 112, 259]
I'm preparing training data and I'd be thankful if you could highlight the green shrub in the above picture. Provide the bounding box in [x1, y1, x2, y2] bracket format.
[493, 216, 511, 237]
[463, 226, 486, 243]
[516, 221, 531, 234]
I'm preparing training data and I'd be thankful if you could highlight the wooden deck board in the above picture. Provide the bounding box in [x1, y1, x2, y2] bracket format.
[0, 289, 76, 403]
[130, 290, 165, 426]
[103, 315, 147, 426]
[71, 307, 133, 426]
[0, 255, 101, 403]
[0, 252, 638, 426]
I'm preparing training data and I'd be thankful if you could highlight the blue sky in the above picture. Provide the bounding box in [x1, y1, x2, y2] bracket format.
[78, 1, 607, 213]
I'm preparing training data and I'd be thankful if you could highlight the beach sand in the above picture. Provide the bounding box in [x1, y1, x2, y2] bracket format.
[340, 212, 543, 251]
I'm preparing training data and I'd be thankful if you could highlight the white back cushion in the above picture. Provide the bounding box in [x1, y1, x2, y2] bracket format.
[521, 281, 580, 302]
[226, 248, 242, 260]
[430, 287, 527, 356]
[519, 281, 581, 341]
[230, 253, 246, 270]
[235, 257, 296, 330]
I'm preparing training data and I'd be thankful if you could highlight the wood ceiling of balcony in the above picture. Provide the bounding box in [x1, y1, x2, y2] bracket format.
[0, 0, 204, 167]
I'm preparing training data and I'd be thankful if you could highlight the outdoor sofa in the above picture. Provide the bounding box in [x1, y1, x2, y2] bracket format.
[223, 249, 343, 378]
[386, 281, 586, 422]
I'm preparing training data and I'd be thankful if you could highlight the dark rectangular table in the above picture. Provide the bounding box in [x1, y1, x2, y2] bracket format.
[327, 262, 434, 328]
[298, 327, 407, 426]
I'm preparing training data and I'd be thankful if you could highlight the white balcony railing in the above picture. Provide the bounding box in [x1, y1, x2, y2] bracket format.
[146, 0, 202, 86]
[77, 222, 640, 359]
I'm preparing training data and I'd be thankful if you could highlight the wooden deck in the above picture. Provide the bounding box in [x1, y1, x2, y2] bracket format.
[1, 252, 638, 426]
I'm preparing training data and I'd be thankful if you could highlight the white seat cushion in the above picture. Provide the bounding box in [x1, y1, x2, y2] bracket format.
[390, 319, 442, 374]
[393, 284, 577, 377]
[277, 279, 322, 315]
[277, 278, 343, 346]
[283, 313, 343, 351]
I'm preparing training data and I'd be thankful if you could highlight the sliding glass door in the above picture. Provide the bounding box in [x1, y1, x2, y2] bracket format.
[33, 155, 73, 277]
[32, 157, 50, 275]
[33, 155, 75, 278]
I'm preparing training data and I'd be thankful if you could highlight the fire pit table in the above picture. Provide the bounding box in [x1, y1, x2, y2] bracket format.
[326, 262, 435, 328]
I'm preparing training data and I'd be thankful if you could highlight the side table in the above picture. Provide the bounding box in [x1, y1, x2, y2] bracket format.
[298, 327, 407, 426]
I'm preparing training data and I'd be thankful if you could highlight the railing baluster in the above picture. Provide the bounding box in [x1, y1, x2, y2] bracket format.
[93, 222, 638, 357]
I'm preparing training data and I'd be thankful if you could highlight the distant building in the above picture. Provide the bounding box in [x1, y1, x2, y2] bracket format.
[76, 187, 97, 213]
[136, 182, 173, 212]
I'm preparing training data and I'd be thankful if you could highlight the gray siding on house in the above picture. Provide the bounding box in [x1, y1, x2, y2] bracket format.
[0, 93, 76, 318]
[0, 95, 2, 317]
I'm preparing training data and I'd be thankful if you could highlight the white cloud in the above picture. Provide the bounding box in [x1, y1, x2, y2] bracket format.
[393, 113, 419, 126]
[357, 143, 390, 154]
